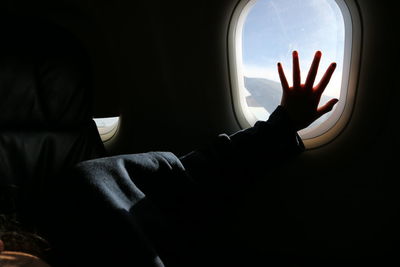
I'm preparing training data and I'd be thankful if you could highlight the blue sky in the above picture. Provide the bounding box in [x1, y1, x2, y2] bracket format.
[242, 0, 345, 98]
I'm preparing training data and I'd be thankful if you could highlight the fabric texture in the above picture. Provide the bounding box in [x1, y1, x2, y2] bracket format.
[46, 106, 304, 267]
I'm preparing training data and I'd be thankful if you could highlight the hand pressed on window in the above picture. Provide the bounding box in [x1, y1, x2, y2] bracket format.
[278, 50, 339, 131]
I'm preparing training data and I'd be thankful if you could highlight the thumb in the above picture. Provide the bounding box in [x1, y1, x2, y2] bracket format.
[316, 98, 339, 119]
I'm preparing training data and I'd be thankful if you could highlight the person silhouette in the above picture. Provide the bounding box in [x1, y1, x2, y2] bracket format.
[1, 50, 338, 267]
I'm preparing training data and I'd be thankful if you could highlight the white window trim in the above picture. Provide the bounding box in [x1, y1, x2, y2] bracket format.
[228, 0, 362, 149]
[94, 117, 120, 142]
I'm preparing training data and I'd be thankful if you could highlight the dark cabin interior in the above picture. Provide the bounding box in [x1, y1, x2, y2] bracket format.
[0, 0, 399, 266]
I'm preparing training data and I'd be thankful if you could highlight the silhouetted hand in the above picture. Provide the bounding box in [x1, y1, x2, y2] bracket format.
[277, 51, 339, 131]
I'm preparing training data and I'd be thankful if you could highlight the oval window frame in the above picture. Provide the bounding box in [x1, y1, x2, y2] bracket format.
[228, 0, 362, 149]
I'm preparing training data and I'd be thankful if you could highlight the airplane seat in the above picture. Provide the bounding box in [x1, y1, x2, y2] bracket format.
[0, 16, 106, 227]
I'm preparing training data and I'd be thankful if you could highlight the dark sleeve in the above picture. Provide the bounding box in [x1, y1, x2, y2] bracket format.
[179, 105, 305, 191]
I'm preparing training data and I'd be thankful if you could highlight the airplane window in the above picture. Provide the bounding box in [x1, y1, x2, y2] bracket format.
[93, 117, 120, 142]
[229, 0, 357, 147]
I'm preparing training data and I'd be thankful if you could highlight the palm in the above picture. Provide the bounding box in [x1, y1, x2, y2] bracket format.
[277, 51, 338, 131]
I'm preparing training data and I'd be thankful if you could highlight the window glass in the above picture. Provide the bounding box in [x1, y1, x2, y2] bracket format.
[236, 0, 346, 134]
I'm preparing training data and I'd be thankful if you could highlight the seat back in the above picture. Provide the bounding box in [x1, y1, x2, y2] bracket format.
[0, 16, 106, 222]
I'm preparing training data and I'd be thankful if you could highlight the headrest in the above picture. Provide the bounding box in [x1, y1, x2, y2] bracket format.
[0, 16, 93, 128]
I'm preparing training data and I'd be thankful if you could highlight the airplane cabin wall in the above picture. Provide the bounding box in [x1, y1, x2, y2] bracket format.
[3, 0, 240, 156]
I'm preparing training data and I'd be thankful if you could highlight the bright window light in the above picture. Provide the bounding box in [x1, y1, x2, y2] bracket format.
[229, 0, 357, 146]
[94, 117, 120, 142]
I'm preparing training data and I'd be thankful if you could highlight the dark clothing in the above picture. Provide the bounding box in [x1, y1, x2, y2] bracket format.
[44, 106, 304, 267]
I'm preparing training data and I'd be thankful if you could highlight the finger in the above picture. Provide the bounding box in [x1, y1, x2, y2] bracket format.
[315, 62, 337, 94]
[293, 51, 301, 88]
[305, 51, 322, 89]
[316, 98, 339, 119]
[277, 62, 289, 92]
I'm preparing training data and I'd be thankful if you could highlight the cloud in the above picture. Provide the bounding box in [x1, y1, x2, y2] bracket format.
[243, 64, 280, 82]
[243, 63, 341, 98]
